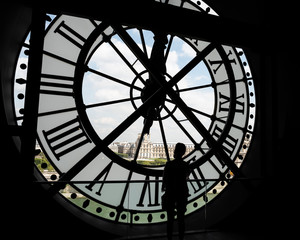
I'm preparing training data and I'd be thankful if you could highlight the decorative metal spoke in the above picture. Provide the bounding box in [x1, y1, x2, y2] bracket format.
[177, 83, 213, 93]
[164, 98, 212, 120]
[87, 67, 142, 91]
[163, 106, 198, 146]
[85, 97, 141, 110]
[187, 106, 212, 119]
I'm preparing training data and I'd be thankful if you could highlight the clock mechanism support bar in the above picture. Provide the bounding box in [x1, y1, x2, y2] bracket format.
[20, 8, 45, 182]
[33, 177, 263, 185]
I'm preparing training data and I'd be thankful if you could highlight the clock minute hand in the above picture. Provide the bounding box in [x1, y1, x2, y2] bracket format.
[139, 32, 168, 135]
[149, 31, 168, 81]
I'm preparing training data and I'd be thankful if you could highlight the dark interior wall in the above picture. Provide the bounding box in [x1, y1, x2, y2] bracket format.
[205, 1, 298, 237]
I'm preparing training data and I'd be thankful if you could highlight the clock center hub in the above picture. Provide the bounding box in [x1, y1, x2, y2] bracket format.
[141, 79, 166, 111]
[130, 71, 179, 121]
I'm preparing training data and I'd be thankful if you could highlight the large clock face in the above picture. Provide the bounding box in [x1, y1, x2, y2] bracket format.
[14, 0, 256, 229]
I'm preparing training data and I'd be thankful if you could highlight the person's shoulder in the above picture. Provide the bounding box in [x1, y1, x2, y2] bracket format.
[164, 161, 172, 169]
[165, 161, 171, 166]
[180, 160, 190, 170]
[182, 161, 189, 168]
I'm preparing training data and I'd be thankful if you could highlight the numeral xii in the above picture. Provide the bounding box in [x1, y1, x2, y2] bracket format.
[54, 20, 86, 48]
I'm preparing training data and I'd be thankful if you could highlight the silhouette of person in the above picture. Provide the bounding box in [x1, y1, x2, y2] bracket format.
[162, 143, 190, 240]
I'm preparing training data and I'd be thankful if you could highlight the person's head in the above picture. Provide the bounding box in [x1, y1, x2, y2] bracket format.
[174, 142, 186, 159]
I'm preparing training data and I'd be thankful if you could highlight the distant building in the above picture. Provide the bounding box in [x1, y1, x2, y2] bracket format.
[108, 133, 194, 159]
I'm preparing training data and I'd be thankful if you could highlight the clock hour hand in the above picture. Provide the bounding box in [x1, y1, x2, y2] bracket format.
[133, 114, 153, 162]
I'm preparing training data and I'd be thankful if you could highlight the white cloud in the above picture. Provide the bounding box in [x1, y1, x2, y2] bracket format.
[166, 50, 180, 76]
[181, 42, 196, 58]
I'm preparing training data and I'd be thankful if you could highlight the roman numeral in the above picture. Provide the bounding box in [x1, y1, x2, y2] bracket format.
[208, 49, 237, 74]
[54, 20, 86, 49]
[219, 92, 245, 114]
[189, 165, 208, 194]
[85, 161, 113, 195]
[42, 116, 91, 160]
[212, 124, 239, 159]
[136, 175, 160, 207]
[40, 73, 74, 96]
[115, 171, 133, 223]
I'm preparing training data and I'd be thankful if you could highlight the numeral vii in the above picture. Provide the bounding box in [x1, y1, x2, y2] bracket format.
[42, 116, 91, 160]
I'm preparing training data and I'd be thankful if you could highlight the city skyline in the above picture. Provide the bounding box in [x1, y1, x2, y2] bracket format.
[109, 133, 194, 160]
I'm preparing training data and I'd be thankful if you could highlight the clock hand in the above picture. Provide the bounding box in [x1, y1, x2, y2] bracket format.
[133, 32, 167, 163]
[149, 31, 168, 80]
[133, 113, 153, 163]
[139, 32, 168, 132]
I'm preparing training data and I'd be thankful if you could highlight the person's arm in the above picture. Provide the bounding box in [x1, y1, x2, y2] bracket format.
[162, 163, 168, 192]
[185, 163, 191, 180]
